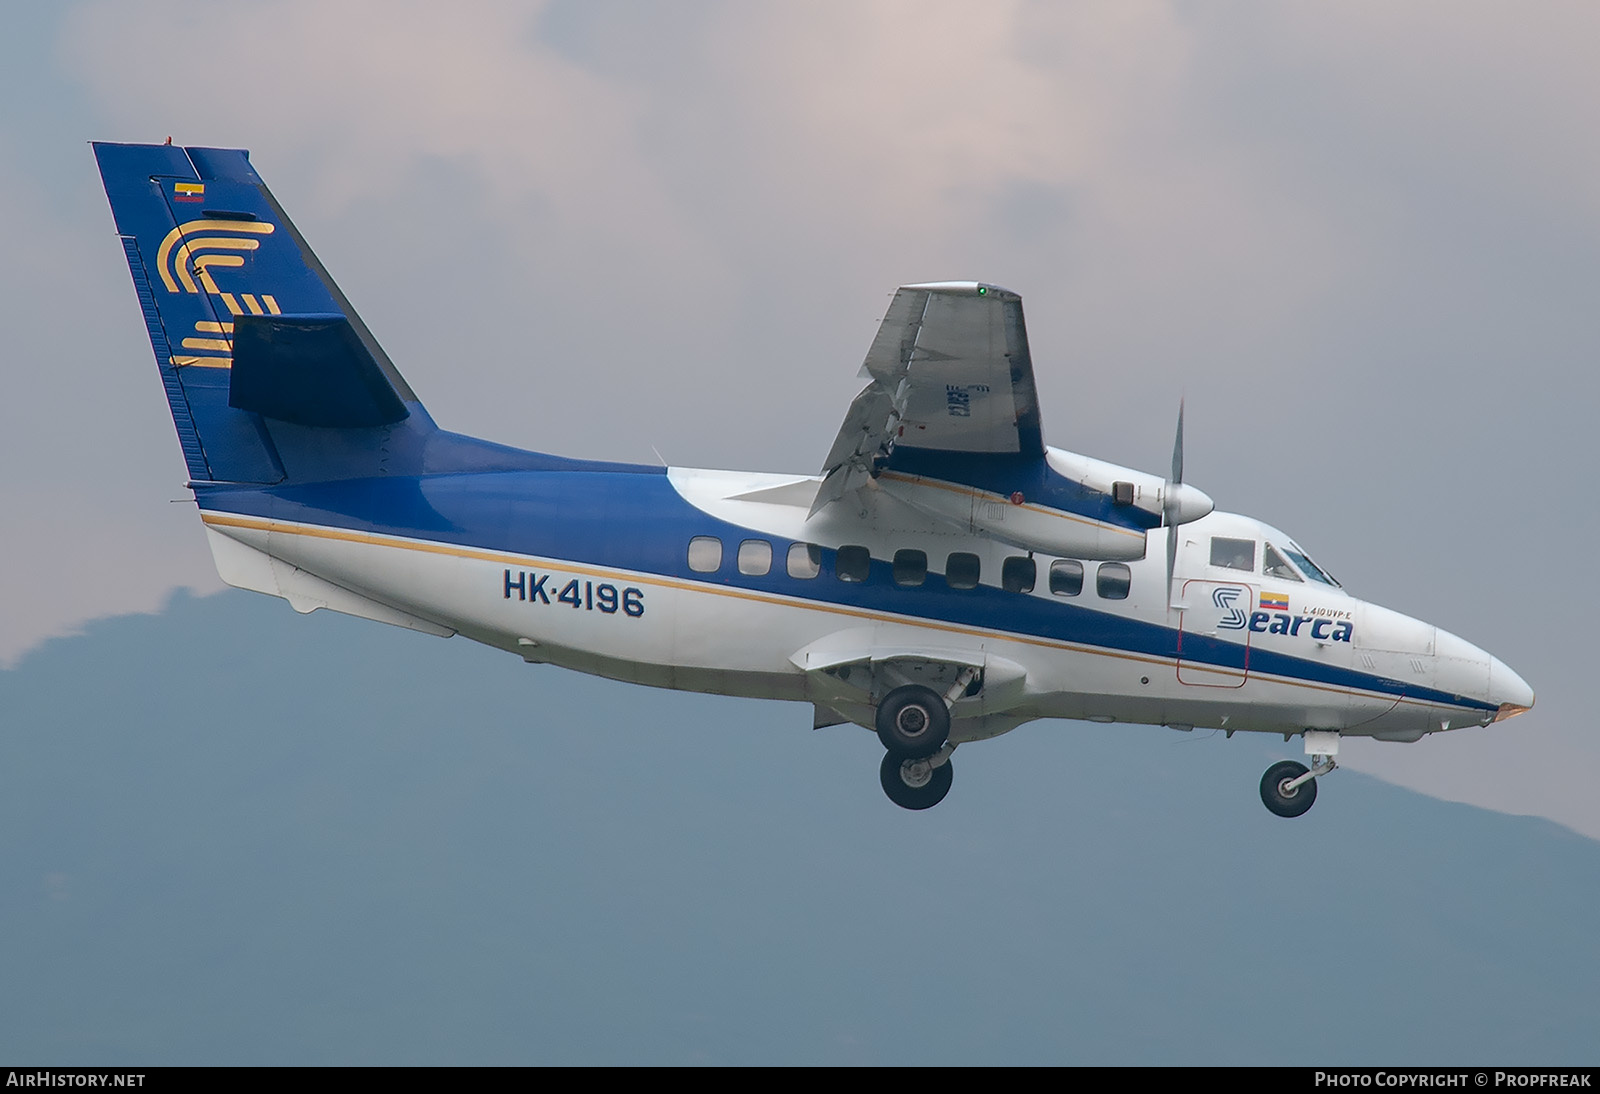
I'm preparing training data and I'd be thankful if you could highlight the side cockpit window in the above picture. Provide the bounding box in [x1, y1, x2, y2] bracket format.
[1262, 543, 1303, 582]
[1210, 537, 1256, 572]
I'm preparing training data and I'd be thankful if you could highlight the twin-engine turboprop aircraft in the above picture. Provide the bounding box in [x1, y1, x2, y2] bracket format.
[94, 142, 1535, 816]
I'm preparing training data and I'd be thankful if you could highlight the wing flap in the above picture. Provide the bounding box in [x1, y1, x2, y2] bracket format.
[811, 384, 895, 515]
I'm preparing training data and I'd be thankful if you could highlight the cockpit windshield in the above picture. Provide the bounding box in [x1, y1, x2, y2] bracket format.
[1284, 542, 1341, 587]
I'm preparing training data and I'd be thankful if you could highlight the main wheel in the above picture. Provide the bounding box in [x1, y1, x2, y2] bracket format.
[880, 751, 954, 811]
[875, 685, 951, 757]
[1260, 760, 1317, 818]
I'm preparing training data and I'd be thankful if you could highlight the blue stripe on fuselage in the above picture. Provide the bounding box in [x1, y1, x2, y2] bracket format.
[195, 464, 1494, 714]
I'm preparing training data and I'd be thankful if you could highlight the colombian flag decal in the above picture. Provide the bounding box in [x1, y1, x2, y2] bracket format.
[174, 181, 205, 203]
[1260, 592, 1289, 612]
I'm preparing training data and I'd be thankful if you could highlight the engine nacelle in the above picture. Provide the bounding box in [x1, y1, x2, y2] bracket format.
[876, 473, 1147, 560]
[876, 445, 1213, 561]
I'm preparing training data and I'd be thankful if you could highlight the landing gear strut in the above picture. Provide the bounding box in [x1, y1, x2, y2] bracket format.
[1260, 730, 1339, 818]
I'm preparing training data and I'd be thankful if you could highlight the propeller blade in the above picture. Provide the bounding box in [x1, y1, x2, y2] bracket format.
[1171, 396, 1184, 483]
[1158, 400, 1213, 607]
[1165, 400, 1185, 609]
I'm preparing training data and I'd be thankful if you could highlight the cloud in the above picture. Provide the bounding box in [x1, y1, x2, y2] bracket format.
[0, 121, 222, 666]
[0, 487, 219, 668]
[65, 0, 1595, 476]
[57, 2, 1352, 403]
[60, 0, 739, 451]
[65, 2, 639, 206]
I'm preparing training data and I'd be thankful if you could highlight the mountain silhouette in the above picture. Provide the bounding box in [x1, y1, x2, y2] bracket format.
[2, 590, 1594, 1064]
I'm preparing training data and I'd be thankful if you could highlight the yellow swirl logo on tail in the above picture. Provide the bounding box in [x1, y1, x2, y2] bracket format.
[155, 219, 281, 367]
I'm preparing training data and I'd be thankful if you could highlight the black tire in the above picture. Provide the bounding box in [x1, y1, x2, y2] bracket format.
[875, 685, 951, 757]
[1260, 760, 1317, 818]
[880, 751, 954, 811]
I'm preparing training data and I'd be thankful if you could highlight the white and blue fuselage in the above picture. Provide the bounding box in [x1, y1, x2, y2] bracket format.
[93, 140, 1533, 816]
[195, 453, 1531, 746]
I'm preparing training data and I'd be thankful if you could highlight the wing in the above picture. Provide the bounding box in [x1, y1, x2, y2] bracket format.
[813, 282, 1041, 514]
[811, 281, 1202, 560]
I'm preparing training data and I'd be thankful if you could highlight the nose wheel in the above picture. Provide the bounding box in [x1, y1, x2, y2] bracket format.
[1260, 760, 1318, 817]
[1260, 732, 1340, 817]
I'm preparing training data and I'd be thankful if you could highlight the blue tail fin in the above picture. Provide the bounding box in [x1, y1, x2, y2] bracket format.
[94, 142, 429, 485]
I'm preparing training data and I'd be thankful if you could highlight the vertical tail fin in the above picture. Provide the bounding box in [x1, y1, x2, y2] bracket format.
[94, 142, 426, 484]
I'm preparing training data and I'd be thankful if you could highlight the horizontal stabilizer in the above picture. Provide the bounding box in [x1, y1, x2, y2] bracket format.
[228, 314, 409, 428]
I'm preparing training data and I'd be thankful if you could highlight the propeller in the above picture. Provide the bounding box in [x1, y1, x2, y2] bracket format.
[1161, 399, 1212, 610]
[1165, 401, 1183, 609]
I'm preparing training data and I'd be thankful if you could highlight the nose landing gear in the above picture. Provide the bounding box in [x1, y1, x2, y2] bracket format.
[1260, 730, 1340, 817]
[1260, 760, 1318, 817]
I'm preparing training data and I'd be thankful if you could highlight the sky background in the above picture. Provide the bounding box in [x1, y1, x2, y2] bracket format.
[2, 2, 1597, 837]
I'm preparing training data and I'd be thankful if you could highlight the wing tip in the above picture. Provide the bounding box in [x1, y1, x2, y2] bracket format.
[899, 281, 1020, 300]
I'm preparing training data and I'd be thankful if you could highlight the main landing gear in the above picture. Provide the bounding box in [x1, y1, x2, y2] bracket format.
[874, 673, 974, 811]
[880, 749, 954, 811]
[875, 684, 950, 756]
[1260, 730, 1340, 818]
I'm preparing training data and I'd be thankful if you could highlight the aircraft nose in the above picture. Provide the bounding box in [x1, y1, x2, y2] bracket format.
[1489, 657, 1535, 722]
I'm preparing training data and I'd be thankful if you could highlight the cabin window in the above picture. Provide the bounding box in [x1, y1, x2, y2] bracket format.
[893, 549, 927, 587]
[1049, 559, 1084, 597]
[1097, 562, 1131, 600]
[1262, 543, 1303, 582]
[836, 545, 871, 583]
[787, 542, 821, 579]
[1210, 537, 1256, 572]
[1002, 555, 1036, 594]
[946, 552, 981, 590]
[737, 539, 772, 576]
[687, 536, 722, 573]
